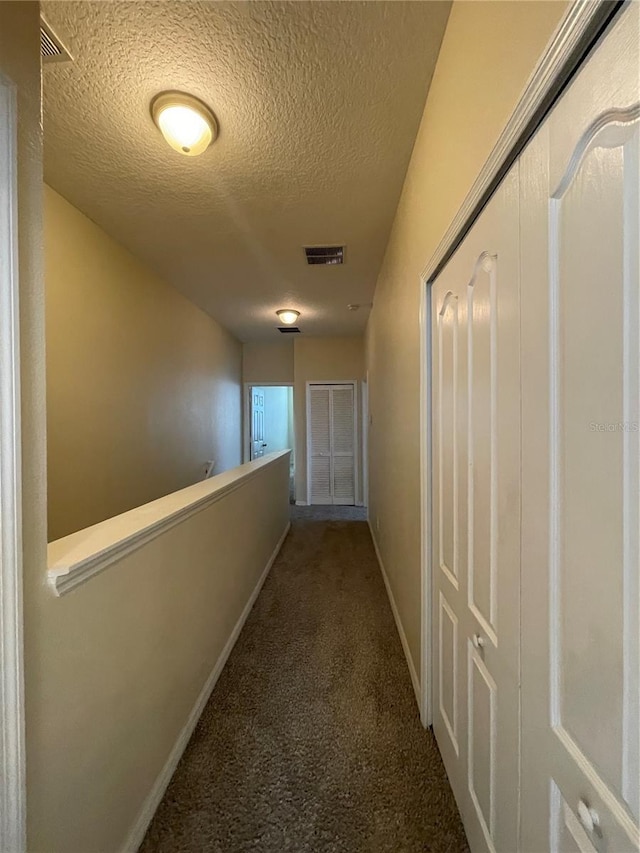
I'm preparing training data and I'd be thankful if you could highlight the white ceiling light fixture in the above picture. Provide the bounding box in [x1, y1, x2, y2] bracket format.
[151, 91, 218, 157]
[276, 309, 300, 326]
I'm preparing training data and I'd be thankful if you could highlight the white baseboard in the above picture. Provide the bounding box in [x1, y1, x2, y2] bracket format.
[367, 520, 421, 713]
[121, 522, 291, 853]
[295, 500, 308, 506]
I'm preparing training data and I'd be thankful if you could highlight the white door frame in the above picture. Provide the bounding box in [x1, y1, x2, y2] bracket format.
[419, 280, 433, 728]
[242, 382, 294, 464]
[0, 74, 26, 853]
[418, 0, 623, 728]
[361, 378, 369, 509]
[305, 380, 359, 506]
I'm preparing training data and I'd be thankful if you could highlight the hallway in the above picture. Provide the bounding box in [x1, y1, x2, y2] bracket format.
[140, 518, 468, 852]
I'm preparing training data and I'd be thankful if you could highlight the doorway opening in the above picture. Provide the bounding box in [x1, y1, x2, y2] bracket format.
[244, 384, 295, 501]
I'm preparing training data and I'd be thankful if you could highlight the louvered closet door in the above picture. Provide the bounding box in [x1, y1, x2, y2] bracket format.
[330, 385, 355, 505]
[308, 384, 356, 505]
[309, 386, 332, 504]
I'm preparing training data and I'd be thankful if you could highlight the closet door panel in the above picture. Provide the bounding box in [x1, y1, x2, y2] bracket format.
[432, 166, 520, 853]
[468, 644, 496, 842]
[439, 591, 459, 753]
[309, 387, 332, 504]
[438, 292, 460, 588]
[520, 5, 640, 851]
[331, 385, 355, 505]
[468, 256, 498, 639]
[556, 125, 634, 802]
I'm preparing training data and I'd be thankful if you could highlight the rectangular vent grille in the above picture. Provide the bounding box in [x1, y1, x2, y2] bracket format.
[41, 18, 72, 63]
[278, 327, 301, 334]
[304, 246, 344, 266]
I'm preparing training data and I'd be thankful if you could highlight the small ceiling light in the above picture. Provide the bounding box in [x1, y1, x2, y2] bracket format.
[151, 91, 218, 156]
[276, 309, 300, 326]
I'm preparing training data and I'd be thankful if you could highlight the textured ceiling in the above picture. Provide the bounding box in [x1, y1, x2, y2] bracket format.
[42, 1, 450, 341]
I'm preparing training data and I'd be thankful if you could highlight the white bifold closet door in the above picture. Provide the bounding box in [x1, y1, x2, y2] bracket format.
[431, 5, 639, 852]
[520, 5, 640, 853]
[431, 165, 521, 853]
[308, 384, 356, 505]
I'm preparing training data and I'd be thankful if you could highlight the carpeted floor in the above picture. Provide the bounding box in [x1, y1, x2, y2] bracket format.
[289, 504, 368, 522]
[140, 520, 469, 853]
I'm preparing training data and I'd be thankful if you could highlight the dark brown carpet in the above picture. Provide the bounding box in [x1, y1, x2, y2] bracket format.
[140, 520, 469, 853]
[289, 504, 368, 522]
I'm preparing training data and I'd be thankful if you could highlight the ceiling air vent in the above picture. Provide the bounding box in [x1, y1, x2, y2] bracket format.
[278, 327, 301, 334]
[40, 17, 73, 64]
[304, 246, 344, 266]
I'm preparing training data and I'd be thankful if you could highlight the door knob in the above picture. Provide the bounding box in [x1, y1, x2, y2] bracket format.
[577, 800, 600, 834]
[472, 633, 485, 649]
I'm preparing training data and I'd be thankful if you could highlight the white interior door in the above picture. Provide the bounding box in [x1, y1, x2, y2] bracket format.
[431, 167, 521, 853]
[308, 384, 355, 505]
[520, 6, 640, 852]
[251, 388, 266, 459]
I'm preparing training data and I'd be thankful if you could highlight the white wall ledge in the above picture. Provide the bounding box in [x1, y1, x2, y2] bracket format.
[47, 450, 291, 597]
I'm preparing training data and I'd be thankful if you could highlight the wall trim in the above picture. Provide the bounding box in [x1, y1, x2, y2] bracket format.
[0, 75, 26, 853]
[121, 521, 291, 853]
[368, 520, 420, 711]
[420, 0, 623, 286]
[48, 451, 291, 597]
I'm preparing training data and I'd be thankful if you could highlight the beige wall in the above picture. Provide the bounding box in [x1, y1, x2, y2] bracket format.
[366, 1, 568, 676]
[38, 454, 290, 852]
[46, 186, 243, 541]
[293, 336, 365, 502]
[242, 340, 294, 384]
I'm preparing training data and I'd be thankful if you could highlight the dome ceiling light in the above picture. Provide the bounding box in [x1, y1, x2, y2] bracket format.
[151, 91, 218, 157]
[276, 309, 300, 326]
